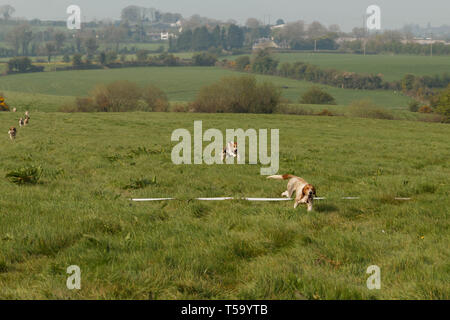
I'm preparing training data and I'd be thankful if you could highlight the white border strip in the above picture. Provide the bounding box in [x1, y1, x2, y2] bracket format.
[131, 196, 412, 202]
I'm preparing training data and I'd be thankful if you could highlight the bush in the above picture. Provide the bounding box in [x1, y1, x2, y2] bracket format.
[191, 75, 281, 114]
[142, 85, 169, 112]
[300, 86, 336, 105]
[408, 100, 420, 112]
[72, 54, 83, 66]
[92, 81, 143, 112]
[317, 109, 336, 116]
[235, 56, 251, 71]
[192, 52, 217, 66]
[6, 57, 44, 74]
[60, 81, 169, 112]
[435, 85, 450, 123]
[347, 99, 394, 120]
[171, 103, 189, 112]
[251, 49, 279, 74]
[418, 105, 433, 113]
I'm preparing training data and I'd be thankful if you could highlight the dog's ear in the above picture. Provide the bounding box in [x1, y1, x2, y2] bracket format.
[301, 185, 309, 199]
[311, 185, 316, 196]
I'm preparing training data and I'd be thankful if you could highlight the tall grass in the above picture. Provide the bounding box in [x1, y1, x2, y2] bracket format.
[0, 112, 448, 299]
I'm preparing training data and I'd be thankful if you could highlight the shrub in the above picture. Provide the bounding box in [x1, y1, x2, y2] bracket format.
[6, 166, 43, 185]
[91, 81, 142, 112]
[251, 49, 279, 74]
[72, 54, 83, 66]
[317, 109, 335, 116]
[191, 75, 281, 114]
[0, 95, 9, 111]
[234, 56, 251, 71]
[62, 54, 71, 63]
[142, 85, 169, 112]
[61, 81, 169, 112]
[172, 103, 189, 112]
[418, 105, 433, 113]
[300, 86, 336, 105]
[435, 85, 450, 123]
[136, 50, 149, 62]
[408, 100, 420, 112]
[347, 99, 394, 120]
[192, 52, 217, 66]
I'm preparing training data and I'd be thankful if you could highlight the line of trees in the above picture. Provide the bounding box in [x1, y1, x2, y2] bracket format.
[170, 25, 244, 52]
[225, 50, 450, 92]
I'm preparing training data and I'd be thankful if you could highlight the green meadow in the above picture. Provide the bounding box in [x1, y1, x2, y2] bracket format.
[225, 53, 450, 82]
[0, 112, 449, 299]
[0, 66, 410, 112]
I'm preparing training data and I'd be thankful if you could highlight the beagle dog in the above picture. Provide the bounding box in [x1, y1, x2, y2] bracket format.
[221, 141, 238, 162]
[24, 116, 29, 126]
[8, 127, 16, 140]
[267, 174, 317, 211]
[19, 118, 24, 127]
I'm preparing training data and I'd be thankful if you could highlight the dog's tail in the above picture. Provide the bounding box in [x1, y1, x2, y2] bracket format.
[267, 174, 296, 180]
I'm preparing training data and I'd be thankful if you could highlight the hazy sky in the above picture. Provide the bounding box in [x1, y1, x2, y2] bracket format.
[1, 0, 448, 31]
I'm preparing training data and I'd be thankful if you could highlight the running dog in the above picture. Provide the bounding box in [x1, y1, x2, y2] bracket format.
[267, 174, 317, 211]
[8, 127, 16, 140]
[221, 141, 238, 162]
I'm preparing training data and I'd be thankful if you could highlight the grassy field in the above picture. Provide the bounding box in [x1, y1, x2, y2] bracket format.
[225, 53, 450, 82]
[0, 112, 448, 299]
[0, 66, 411, 112]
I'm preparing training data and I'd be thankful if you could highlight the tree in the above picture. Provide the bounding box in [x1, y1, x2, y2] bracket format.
[121, 5, 141, 23]
[193, 52, 217, 66]
[227, 24, 244, 49]
[246, 18, 261, 29]
[0, 4, 15, 20]
[54, 32, 66, 53]
[6, 24, 33, 56]
[44, 42, 56, 63]
[136, 49, 148, 62]
[276, 19, 285, 26]
[104, 25, 128, 51]
[84, 38, 99, 58]
[72, 54, 83, 66]
[176, 29, 193, 51]
[251, 49, 278, 74]
[192, 26, 212, 51]
[307, 21, 328, 39]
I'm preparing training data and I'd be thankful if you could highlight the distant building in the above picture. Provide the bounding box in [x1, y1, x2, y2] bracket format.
[401, 38, 450, 45]
[253, 37, 279, 50]
[160, 32, 176, 41]
[270, 24, 286, 30]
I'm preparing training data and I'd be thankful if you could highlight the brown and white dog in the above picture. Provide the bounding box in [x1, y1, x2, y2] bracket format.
[19, 118, 24, 127]
[221, 141, 238, 162]
[8, 127, 17, 140]
[24, 116, 29, 126]
[267, 174, 317, 211]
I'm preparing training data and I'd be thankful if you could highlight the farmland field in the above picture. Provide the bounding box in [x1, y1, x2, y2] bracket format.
[225, 53, 450, 82]
[0, 112, 448, 299]
[0, 66, 411, 112]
